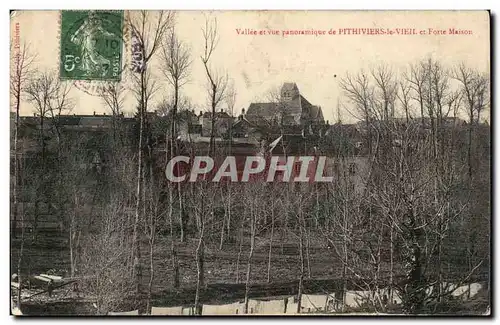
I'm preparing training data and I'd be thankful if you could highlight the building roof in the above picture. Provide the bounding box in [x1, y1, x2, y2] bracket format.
[299, 95, 324, 122]
[232, 116, 253, 128]
[19, 114, 134, 130]
[300, 95, 312, 108]
[310, 106, 324, 120]
[202, 111, 232, 119]
[246, 103, 279, 118]
[247, 82, 324, 124]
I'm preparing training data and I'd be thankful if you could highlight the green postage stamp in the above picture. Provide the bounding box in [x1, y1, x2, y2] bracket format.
[60, 10, 124, 81]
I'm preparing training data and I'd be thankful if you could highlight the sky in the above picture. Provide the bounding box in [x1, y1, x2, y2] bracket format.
[11, 10, 490, 124]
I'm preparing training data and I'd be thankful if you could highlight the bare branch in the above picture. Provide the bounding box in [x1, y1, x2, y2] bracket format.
[161, 28, 192, 88]
[98, 82, 126, 116]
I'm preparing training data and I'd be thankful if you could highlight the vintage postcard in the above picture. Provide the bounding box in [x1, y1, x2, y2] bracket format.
[10, 10, 490, 316]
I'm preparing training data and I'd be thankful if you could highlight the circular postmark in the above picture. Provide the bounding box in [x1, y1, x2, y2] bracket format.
[72, 67, 136, 97]
[59, 10, 132, 97]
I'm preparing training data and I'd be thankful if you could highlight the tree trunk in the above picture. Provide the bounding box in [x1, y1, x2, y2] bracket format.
[389, 222, 394, 304]
[267, 206, 274, 283]
[236, 221, 244, 284]
[32, 114, 46, 242]
[171, 82, 187, 243]
[147, 145, 156, 313]
[227, 183, 232, 242]
[168, 182, 179, 288]
[244, 215, 256, 314]
[194, 233, 204, 315]
[209, 85, 216, 157]
[69, 191, 78, 278]
[168, 128, 180, 288]
[219, 201, 225, 250]
[16, 158, 24, 311]
[147, 214, 155, 313]
[306, 227, 312, 279]
[402, 206, 425, 314]
[40, 114, 45, 163]
[12, 91, 20, 238]
[296, 225, 305, 314]
[226, 131, 233, 242]
[467, 111, 473, 179]
[341, 194, 349, 312]
[132, 73, 146, 295]
[14, 82, 22, 309]
[194, 195, 205, 315]
[178, 182, 186, 243]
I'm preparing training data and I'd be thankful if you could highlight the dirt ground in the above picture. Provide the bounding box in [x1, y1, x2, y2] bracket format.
[11, 227, 486, 315]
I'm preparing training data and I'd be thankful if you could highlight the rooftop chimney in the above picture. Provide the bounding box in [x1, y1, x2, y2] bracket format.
[93, 111, 96, 116]
[239, 108, 246, 121]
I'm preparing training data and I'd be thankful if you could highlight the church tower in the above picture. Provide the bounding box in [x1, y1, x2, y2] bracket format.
[280, 82, 302, 125]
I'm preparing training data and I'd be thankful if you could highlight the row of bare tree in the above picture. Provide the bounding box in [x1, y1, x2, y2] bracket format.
[336, 58, 489, 313]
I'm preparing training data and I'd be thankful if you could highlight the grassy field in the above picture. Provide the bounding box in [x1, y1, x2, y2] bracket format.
[11, 227, 488, 315]
[11, 227, 354, 287]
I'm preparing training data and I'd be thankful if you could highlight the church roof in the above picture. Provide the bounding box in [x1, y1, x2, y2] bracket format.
[247, 83, 324, 125]
[246, 102, 279, 119]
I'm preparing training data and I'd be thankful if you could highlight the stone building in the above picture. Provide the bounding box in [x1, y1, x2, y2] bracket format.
[246, 82, 325, 127]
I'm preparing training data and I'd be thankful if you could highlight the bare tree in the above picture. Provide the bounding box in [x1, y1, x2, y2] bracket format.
[405, 62, 427, 126]
[453, 63, 490, 178]
[10, 40, 36, 310]
[161, 26, 191, 246]
[99, 82, 125, 116]
[161, 27, 191, 119]
[371, 64, 398, 121]
[397, 79, 413, 123]
[25, 70, 61, 160]
[219, 81, 237, 248]
[46, 79, 73, 132]
[10, 41, 35, 236]
[79, 198, 135, 315]
[339, 71, 375, 154]
[291, 185, 312, 314]
[187, 180, 218, 315]
[201, 16, 228, 157]
[266, 191, 277, 283]
[98, 82, 126, 143]
[25, 70, 73, 244]
[127, 10, 176, 294]
[242, 183, 263, 313]
[333, 60, 490, 314]
[264, 85, 293, 128]
[145, 156, 163, 313]
[46, 78, 74, 233]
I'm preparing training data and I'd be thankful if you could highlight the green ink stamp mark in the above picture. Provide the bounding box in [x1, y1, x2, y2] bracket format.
[60, 10, 124, 81]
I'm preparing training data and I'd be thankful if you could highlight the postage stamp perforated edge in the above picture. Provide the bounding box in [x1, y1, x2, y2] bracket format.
[58, 10, 130, 96]
[57, 10, 129, 81]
